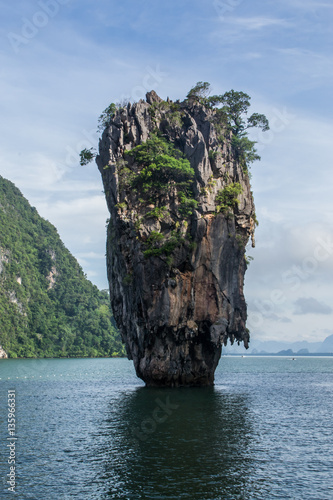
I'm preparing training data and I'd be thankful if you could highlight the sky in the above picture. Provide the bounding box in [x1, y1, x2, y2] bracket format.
[1, 0, 332, 344]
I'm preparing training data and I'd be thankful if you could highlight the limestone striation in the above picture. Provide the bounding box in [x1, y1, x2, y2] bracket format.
[97, 90, 257, 386]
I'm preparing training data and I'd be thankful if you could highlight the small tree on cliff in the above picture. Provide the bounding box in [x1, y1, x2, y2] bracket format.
[217, 90, 269, 165]
[219, 90, 269, 136]
[79, 147, 96, 166]
[186, 81, 211, 102]
[97, 103, 117, 131]
[186, 82, 269, 166]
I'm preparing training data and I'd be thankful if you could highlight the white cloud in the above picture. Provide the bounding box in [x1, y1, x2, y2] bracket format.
[226, 16, 292, 30]
[277, 48, 333, 81]
[29, 193, 109, 285]
[282, 0, 333, 10]
[76, 252, 106, 260]
[0, 153, 65, 190]
[293, 297, 332, 315]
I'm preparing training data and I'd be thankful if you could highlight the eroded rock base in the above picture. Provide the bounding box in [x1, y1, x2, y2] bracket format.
[130, 327, 223, 387]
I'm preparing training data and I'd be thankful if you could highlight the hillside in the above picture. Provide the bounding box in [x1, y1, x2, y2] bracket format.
[0, 175, 124, 358]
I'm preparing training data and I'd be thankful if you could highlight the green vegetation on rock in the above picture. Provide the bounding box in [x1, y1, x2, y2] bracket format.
[186, 81, 211, 101]
[120, 134, 198, 262]
[186, 82, 269, 170]
[215, 182, 243, 214]
[97, 102, 117, 131]
[123, 134, 198, 217]
[79, 147, 96, 166]
[0, 176, 125, 358]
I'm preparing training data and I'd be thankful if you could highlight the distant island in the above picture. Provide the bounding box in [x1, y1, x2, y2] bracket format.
[0, 176, 125, 359]
[223, 334, 333, 355]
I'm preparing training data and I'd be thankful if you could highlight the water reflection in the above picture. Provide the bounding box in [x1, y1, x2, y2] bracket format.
[101, 387, 254, 499]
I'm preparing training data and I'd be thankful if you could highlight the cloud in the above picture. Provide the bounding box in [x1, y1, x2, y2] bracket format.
[0, 153, 65, 191]
[276, 49, 333, 82]
[36, 194, 109, 290]
[226, 16, 292, 30]
[262, 313, 292, 323]
[76, 252, 105, 259]
[293, 297, 333, 315]
[210, 15, 292, 46]
[282, 0, 333, 10]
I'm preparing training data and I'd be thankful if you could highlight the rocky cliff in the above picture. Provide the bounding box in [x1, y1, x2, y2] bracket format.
[97, 90, 256, 386]
[0, 175, 124, 358]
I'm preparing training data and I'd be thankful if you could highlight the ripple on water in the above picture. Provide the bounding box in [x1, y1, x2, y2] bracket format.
[0, 357, 332, 499]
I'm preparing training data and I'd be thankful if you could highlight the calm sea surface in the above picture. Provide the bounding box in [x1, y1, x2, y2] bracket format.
[0, 356, 332, 499]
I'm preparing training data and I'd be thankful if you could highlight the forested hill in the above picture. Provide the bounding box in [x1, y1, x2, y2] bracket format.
[0, 175, 125, 358]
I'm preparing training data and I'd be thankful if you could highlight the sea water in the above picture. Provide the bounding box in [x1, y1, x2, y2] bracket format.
[0, 356, 332, 499]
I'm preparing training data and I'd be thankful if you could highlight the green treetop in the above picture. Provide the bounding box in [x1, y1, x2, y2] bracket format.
[186, 82, 269, 167]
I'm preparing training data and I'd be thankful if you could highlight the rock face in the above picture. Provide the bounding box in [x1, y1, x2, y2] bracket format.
[0, 346, 8, 359]
[97, 91, 256, 386]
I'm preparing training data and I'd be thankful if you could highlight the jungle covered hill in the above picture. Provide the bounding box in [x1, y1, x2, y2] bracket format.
[0, 175, 124, 358]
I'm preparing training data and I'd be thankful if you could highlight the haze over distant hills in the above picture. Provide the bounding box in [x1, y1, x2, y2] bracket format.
[223, 334, 333, 355]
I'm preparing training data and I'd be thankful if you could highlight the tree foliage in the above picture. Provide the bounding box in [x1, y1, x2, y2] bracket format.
[79, 147, 96, 166]
[118, 134, 199, 262]
[98, 103, 117, 131]
[0, 176, 125, 358]
[218, 90, 269, 136]
[231, 136, 261, 165]
[186, 81, 211, 101]
[215, 182, 243, 213]
[186, 82, 269, 167]
[125, 134, 197, 214]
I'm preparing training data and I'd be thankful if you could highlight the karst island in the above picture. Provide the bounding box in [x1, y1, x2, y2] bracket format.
[82, 82, 269, 386]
